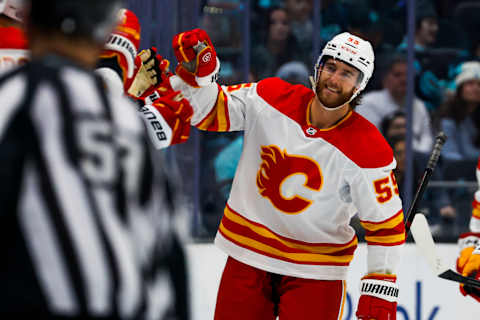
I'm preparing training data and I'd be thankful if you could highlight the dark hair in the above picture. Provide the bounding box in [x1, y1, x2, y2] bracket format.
[415, 0, 438, 31]
[386, 133, 406, 150]
[439, 84, 474, 123]
[380, 110, 406, 136]
[381, 53, 407, 81]
[350, 93, 363, 110]
[437, 84, 480, 146]
[266, 6, 288, 26]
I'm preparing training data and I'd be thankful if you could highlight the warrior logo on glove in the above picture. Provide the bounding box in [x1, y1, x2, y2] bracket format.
[356, 274, 399, 320]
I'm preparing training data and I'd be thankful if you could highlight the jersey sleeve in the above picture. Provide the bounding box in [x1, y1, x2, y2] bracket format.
[170, 75, 259, 132]
[347, 160, 406, 275]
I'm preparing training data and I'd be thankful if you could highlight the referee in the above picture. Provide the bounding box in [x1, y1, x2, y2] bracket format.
[0, 0, 175, 319]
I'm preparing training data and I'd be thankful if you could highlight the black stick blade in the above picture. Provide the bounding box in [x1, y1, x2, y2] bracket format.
[438, 269, 480, 288]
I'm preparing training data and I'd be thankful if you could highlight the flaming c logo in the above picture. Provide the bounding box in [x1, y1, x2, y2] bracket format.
[256, 145, 323, 214]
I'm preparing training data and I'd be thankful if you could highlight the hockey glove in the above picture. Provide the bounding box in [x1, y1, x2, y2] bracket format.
[126, 47, 171, 99]
[457, 232, 480, 302]
[172, 28, 220, 87]
[356, 273, 398, 320]
[138, 90, 193, 149]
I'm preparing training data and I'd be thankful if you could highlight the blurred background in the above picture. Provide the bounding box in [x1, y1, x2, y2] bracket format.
[128, 0, 480, 243]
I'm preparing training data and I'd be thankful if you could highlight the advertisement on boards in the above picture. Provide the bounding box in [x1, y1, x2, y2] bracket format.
[186, 243, 479, 320]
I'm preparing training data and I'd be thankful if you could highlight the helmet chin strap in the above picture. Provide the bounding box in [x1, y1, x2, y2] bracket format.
[310, 75, 359, 112]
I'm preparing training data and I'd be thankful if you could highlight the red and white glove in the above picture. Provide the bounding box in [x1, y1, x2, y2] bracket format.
[101, 9, 141, 83]
[356, 274, 398, 320]
[125, 47, 171, 100]
[456, 232, 480, 303]
[138, 90, 193, 149]
[172, 28, 220, 87]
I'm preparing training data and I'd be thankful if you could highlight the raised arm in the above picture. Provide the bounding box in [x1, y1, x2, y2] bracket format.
[168, 28, 261, 133]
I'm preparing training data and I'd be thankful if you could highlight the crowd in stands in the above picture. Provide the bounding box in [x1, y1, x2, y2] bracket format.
[192, 0, 480, 241]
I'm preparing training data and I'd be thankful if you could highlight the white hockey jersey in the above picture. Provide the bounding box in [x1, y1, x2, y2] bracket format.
[172, 77, 406, 280]
[0, 26, 28, 72]
[470, 158, 480, 233]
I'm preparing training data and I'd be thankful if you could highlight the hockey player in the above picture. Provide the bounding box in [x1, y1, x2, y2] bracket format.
[0, 0, 28, 72]
[456, 157, 480, 303]
[95, 8, 191, 319]
[166, 29, 405, 320]
[96, 8, 193, 150]
[0, 0, 184, 319]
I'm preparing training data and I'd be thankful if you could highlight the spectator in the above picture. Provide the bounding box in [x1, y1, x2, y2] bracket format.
[386, 133, 456, 236]
[437, 61, 480, 161]
[345, 2, 396, 58]
[397, 0, 447, 112]
[284, 0, 347, 62]
[380, 110, 407, 138]
[356, 54, 434, 153]
[387, 134, 406, 194]
[284, 0, 313, 54]
[317, 0, 348, 47]
[250, 6, 307, 80]
[275, 61, 309, 86]
[397, 0, 438, 52]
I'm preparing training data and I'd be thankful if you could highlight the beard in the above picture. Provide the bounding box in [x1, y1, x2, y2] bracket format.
[315, 79, 355, 109]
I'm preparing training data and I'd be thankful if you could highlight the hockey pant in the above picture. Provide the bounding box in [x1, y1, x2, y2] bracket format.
[214, 257, 347, 320]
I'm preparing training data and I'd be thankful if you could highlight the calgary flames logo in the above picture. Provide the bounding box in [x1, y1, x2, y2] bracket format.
[256, 145, 323, 214]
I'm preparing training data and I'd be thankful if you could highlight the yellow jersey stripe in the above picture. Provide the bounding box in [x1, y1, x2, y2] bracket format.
[365, 233, 406, 244]
[224, 207, 357, 254]
[219, 222, 354, 263]
[473, 207, 480, 219]
[216, 90, 228, 131]
[360, 212, 404, 231]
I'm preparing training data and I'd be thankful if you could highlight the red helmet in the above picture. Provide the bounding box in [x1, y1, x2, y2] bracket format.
[101, 8, 141, 81]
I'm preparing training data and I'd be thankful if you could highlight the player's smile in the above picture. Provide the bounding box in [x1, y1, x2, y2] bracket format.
[323, 84, 340, 95]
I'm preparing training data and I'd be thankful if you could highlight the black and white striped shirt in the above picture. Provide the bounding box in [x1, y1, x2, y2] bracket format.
[0, 55, 174, 319]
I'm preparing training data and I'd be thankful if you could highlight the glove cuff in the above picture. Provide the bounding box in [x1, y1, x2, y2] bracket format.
[195, 56, 220, 86]
[359, 274, 399, 303]
[175, 57, 220, 88]
[138, 104, 173, 149]
[175, 64, 200, 88]
[102, 34, 138, 79]
[458, 232, 480, 251]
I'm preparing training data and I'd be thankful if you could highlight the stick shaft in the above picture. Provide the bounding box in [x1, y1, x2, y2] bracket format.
[405, 169, 433, 234]
[404, 132, 446, 235]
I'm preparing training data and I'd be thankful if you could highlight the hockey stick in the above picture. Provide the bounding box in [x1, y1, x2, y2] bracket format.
[406, 132, 480, 288]
[410, 214, 480, 288]
[404, 132, 446, 234]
